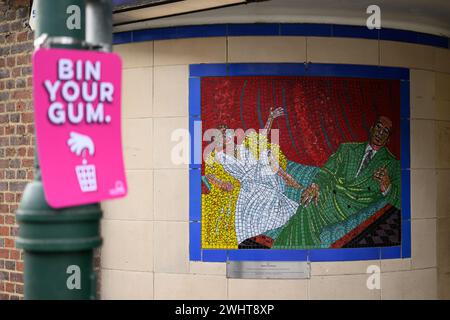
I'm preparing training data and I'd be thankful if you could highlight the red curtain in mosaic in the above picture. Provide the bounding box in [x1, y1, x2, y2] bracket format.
[201, 76, 401, 169]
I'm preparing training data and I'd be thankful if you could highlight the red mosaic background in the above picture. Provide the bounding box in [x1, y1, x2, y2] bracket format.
[201, 76, 401, 170]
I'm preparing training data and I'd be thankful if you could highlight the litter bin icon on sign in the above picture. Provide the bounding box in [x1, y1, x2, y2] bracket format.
[76, 159, 97, 192]
[68, 131, 98, 193]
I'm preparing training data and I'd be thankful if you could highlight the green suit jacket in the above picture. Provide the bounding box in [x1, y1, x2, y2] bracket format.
[273, 142, 401, 249]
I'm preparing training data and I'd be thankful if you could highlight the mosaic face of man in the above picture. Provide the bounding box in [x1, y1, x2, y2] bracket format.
[369, 116, 393, 149]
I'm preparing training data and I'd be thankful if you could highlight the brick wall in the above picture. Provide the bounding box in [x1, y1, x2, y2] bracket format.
[0, 0, 34, 300]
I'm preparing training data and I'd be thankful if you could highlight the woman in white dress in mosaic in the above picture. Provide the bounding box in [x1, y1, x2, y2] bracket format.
[206, 108, 302, 246]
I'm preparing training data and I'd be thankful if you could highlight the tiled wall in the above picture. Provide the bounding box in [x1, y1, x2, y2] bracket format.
[100, 35, 450, 300]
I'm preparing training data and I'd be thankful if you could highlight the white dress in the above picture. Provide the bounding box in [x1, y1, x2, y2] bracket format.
[215, 144, 299, 244]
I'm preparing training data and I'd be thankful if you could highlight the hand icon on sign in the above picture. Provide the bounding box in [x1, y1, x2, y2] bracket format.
[67, 131, 95, 156]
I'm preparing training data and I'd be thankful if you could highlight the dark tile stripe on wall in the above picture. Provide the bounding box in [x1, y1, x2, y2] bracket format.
[114, 23, 450, 49]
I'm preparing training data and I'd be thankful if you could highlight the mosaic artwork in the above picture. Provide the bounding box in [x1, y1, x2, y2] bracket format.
[200, 76, 401, 250]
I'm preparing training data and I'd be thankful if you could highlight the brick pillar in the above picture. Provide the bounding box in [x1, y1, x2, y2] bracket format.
[0, 0, 34, 300]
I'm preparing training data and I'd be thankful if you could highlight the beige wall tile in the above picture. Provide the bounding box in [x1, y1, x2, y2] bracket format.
[437, 217, 450, 273]
[436, 170, 450, 218]
[153, 65, 188, 117]
[410, 70, 436, 119]
[436, 121, 450, 168]
[122, 68, 153, 119]
[123, 118, 153, 169]
[153, 117, 189, 169]
[381, 268, 437, 299]
[380, 271, 403, 299]
[101, 220, 153, 271]
[101, 269, 154, 300]
[438, 271, 450, 300]
[228, 279, 308, 300]
[411, 98, 436, 121]
[189, 262, 226, 276]
[411, 70, 436, 100]
[114, 41, 153, 69]
[435, 48, 450, 74]
[311, 260, 380, 276]
[380, 259, 411, 272]
[153, 221, 189, 274]
[154, 273, 227, 299]
[437, 218, 450, 299]
[228, 36, 306, 63]
[153, 169, 188, 221]
[380, 41, 435, 70]
[410, 120, 436, 168]
[436, 99, 450, 121]
[404, 268, 437, 299]
[154, 37, 226, 66]
[309, 274, 380, 300]
[405, 268, 437, 300]
[384, 268, 433, 300]
[411, 219, 437, 269]
[411, 169, 437, 219]
[307, 37, 379, 65]
[102, 170, 153, 221]
[436, 72, 450, 101]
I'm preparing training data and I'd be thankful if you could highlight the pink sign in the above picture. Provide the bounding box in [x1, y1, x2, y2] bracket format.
[33, 48, 127, 208]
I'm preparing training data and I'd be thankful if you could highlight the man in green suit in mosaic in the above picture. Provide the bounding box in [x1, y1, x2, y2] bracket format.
[273, 116, 401, 249]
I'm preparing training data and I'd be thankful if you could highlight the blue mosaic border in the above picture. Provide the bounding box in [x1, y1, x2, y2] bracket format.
[188, 63, 411, 262]
[114, 23, 449, 49]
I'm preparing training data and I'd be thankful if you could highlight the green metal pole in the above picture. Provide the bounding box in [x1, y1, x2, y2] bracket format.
[35, 0, 85, 42]
[86, 0, 113, 52]
[16, 0, 104, 300]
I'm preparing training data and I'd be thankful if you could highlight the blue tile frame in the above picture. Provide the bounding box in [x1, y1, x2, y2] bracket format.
[114, 23, 450, 49]
[189, 62, 411, 262]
